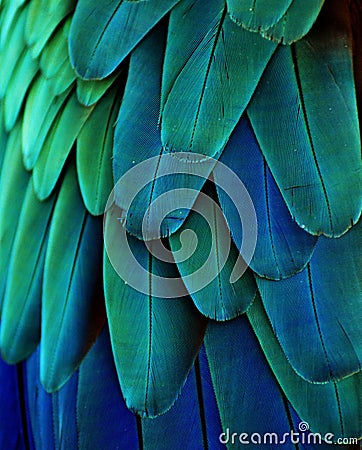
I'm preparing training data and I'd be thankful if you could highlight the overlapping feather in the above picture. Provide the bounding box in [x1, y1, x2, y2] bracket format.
[0, 0, 361, 447]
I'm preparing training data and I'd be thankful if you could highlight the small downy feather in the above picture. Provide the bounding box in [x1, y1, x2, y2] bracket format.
[256, 219, 362, 383]
[217, 115, 318, 280]
[160, 0, 277, 158]
[69, 0, 180, 79]
[247, 1, 361, 237]
[41, 162, 105, 392]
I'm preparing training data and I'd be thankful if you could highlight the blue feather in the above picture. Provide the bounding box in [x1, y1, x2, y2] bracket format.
[217, 115, 318, 280]
[0, 358, 26, 449]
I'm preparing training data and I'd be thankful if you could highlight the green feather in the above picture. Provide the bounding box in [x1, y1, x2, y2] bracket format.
[4, 48, 38, 131]
[41, 163, 105, 392]
[25, 0, 74, 58]
[169, 185, 257, 320]
[33, 91, 94, 200]
[39, 18, 76, 96]
[247, 3, 361, 237]
[160, 0, 276, 157]
[248, 294, 361, 440]
[226, 0, 292, 31]
[0, 4, 27, 98]
[76, 71, 120, 107]
[0, 0, 26, 48]
[39, 18, 71, 79]
[104, 207, 207, 417]
[22, 75, 71, 170]
[260, 0, 325, 44]
[0, 181, 56, 363]
[0, 122, 30, 312]
[77, 83, 122, 215]
[0, 104, 7, 168]
[69, 0, 181, 79]
[45, 58, 76, 97]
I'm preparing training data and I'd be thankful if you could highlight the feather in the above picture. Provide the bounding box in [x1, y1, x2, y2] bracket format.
[260, 0, 325, 44]
[25, 348, 54, 450]
[41, 163, 105, 392]
[33, 91, 94, 200]
[77, 327, 139, 449]
[0, 3, 27, 98]
[226, 0, 293, 32]
[248, 0, 361, 237]
[160, 0, 276, 158]
[204, 316, 299, 450]
[76, 71, 120, 107]
[228, 0, 326, 45]
[103, 224, 207, 417]
[39, 18, 71, 80]
[217, 115, 318, 280]
[0, 359, 26, 449]
[51, 372, 78, 449]
[22, 75, 71, 170]
[0, 0, 26, 48]
[45, 57, 76, 97]
[77, 82, 122, 215]
[0, 122, 30, 312]
[248, 293, 362, 440]
[25, 0, 75, 58]
[113, 23, 214, 240]
[4, 48, 38, 132]
[169, 183, 257, 320]
[138, 346, 226, 448]
[69, 0, 180, 79]
[0, 182, 55, 363]
[0, 105, 7, 168]
[256, 219, 362, 383]
[141, 366, 206, 449]
[39, 18, 76, 96]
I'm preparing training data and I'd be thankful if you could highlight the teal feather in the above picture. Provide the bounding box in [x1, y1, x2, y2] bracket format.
[247, 3, 361, 237]
[69, 0, 181, 79]
[41, 163, 105, 392]
[160, 0, 277, 158]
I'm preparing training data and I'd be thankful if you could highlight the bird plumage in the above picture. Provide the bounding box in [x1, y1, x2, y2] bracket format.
[0, 0, 361, 448]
